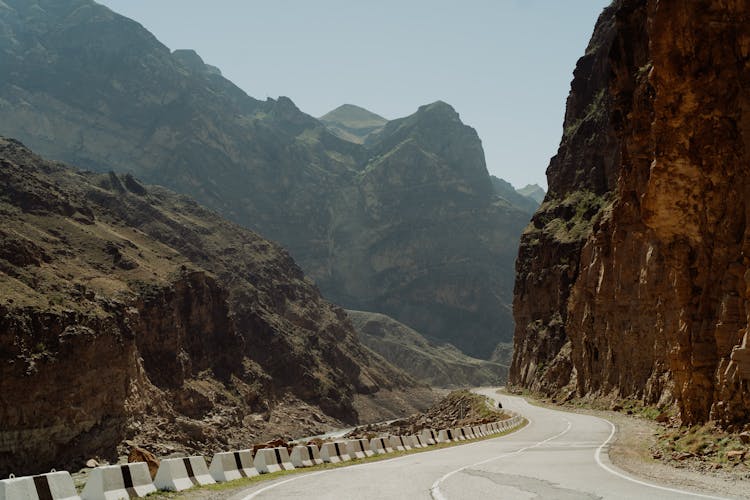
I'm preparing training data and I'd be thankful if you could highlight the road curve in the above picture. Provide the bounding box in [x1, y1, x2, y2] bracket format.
[228, 389, 730, 500]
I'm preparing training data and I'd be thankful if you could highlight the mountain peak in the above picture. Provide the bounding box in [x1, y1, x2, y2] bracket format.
[319, 104, 387, 144]
[320, 104, 387, 127]
[516, 183, 546, 203]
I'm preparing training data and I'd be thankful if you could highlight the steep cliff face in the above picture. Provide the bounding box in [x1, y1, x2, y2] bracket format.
[511, 0, 750, 428]
[322, 102, 527, 357]
[0, 0, 529, 359]
[0, 137, 433, 476]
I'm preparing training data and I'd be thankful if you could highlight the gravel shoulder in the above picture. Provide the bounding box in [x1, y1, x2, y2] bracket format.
[514, 393, 750, 499]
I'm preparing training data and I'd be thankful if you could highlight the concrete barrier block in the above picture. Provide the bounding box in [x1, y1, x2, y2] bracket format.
[407, 435, 426, 448]
[346, 439, 374, 459]
[369, 437, 393, 455]
[436, 429, 453, 443]
[81, 462, 156, 499]
[209, 450, 258, 482]
[289, 445, 323, 468]
[420, 429, 437, 445]
[1, 471, 80, 500]
[387, 436, 411, 452]
[451, 428, 466, 441]
[461, 427, 476, 439]
[319, 442, 351, 463]
[154, 456, 215, 492]
[253, 447, 294, 474]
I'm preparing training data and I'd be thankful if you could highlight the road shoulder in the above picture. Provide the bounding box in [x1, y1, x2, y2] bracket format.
[508, 392, 749, 499]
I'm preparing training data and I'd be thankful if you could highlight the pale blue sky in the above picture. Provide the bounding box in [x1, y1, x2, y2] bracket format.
[97, 0, 610, 189]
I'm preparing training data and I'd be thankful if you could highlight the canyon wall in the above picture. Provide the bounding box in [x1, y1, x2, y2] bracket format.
[511, 0, 750, 428]
[0, 137, 433, 476]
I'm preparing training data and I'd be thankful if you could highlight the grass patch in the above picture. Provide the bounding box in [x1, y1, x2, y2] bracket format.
[145, 419, 528, 498]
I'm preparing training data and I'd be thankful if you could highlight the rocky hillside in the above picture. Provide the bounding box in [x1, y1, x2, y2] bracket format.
[347, 310, 507, 387]
[0, 0, 529, 359]
[319, 104, 387, 144]
[0, 137, 434, 477]
[516, 184, 546, 204]
[490, 176, 541, 215]
[510, 0, 750, 429]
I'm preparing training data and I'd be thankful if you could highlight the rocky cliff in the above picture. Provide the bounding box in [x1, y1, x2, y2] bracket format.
[0, 0, 529, 359]
[511, 0, 750, 428]
[0, 137, 434, 476]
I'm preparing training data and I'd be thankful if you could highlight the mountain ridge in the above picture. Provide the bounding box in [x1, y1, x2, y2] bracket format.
[0, 0, 529, 358]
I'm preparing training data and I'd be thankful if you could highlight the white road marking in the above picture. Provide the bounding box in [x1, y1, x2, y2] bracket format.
[238, 422, 525, 500]
[429, 417, 572, 500]
[593, 417, 729, 500]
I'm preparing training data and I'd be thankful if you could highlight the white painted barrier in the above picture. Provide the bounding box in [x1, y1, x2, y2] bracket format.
[154, 456, 215, 491]
[421, 429, 438, 445]
[472, 425, 484, 437]
[479, 424, 489, 435]
[290, 445, 323, 468]
[451, 428, 467, 441]
[319, 442, 351, 463]
[0, 471, 80, 500]
[81, 462, 156, 499]
[346, 439, 375, 459]
[437, 429, 455, 443]
[461, 427, 476, 439]
[209, 450, 258, 482]
[387, 436, 412, 452]
[369, 437, 393, 455]
[407, 435, 427, 448]
[253, 447, 294, 474]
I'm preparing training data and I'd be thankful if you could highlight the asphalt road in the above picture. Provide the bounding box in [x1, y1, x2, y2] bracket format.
[229, 389, 730, 500]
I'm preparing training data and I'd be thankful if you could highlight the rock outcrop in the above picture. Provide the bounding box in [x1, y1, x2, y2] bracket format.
[511, 0, 750, 428]
[0, 0, 529, 359]
[347, 310, 507, 387]
[0, 137, 434, 477]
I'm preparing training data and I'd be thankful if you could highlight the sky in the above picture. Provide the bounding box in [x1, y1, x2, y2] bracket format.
[97, 0, 610, 190]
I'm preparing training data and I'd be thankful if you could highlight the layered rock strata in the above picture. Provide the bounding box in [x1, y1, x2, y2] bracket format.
[511, 0, 750, 428]
[0, 137, 433, 476]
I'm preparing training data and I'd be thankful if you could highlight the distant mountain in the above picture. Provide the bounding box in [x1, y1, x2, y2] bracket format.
[517, 183, 546, 203]
[0, 136, 433, 476]
[347, 310, 507, 388]
[319, 104, 387, 144]
[0, 0, 528, 358]
[490, 175, 540, 215]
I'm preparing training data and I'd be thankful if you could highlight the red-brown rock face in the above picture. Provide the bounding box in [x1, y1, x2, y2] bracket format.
[511, 0, 750, 428]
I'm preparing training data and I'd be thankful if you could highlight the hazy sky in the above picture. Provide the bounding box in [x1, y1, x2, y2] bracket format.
[97, 0, 610, 189]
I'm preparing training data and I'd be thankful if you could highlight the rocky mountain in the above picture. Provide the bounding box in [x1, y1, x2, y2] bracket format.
[510, 0, 750, 428]
[516, 183, 546, 204]
[0, 0, 529, 359]
[0, 136, 434, 477]
[490, 175, 541, 215]
[319, 104, 387, 144]
[347, 310, 507, 388]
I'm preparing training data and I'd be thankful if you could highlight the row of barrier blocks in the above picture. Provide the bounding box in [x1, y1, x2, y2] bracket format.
[0, 414, 523, 499]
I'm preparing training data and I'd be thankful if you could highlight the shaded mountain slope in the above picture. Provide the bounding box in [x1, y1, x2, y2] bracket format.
[347, 310, 507, 388]
[0, 137, 434, 476]
[0, 0, 530, 359]
[490, 175, 541, 215]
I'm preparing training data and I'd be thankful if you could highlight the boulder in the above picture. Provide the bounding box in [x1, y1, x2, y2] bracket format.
[129, 446, 160, 479]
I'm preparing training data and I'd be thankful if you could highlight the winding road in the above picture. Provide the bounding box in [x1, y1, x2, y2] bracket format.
[228, 389, 730, 500]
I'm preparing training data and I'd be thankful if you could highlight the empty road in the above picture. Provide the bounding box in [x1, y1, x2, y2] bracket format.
[229, 389, 729, 500]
